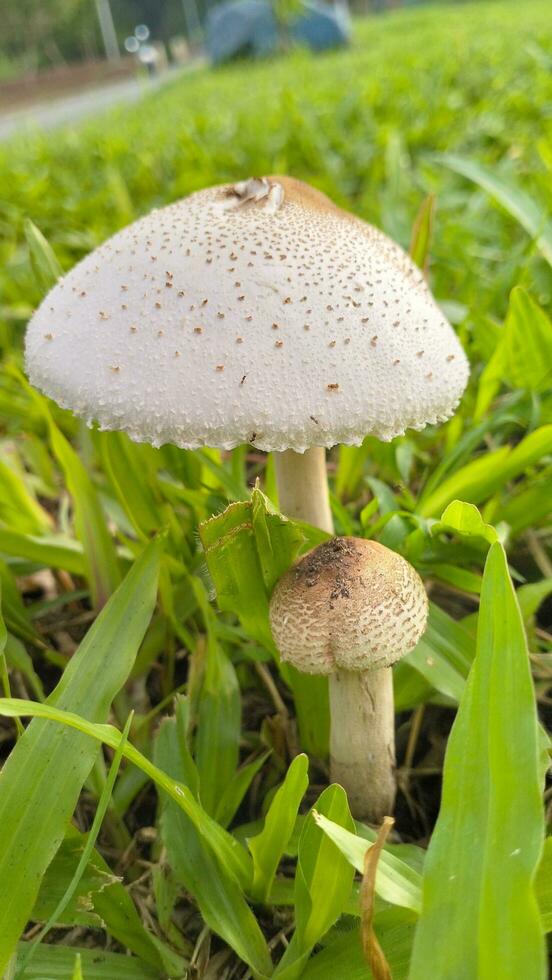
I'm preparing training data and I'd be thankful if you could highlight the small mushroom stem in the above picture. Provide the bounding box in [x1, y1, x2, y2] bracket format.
[274, 447, 333, 533]
[329, 667, 396, 823]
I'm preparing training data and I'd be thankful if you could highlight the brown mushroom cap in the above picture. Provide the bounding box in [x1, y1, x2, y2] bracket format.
[269, 537, 428, 674]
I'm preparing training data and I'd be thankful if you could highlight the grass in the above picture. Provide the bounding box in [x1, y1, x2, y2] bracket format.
[0, 1, 551, 977]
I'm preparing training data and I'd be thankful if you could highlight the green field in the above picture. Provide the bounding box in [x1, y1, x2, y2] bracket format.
[1, 0, 552, 977]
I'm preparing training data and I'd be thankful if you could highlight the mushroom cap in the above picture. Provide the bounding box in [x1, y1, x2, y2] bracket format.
[25, 176, 469, 453]
[269, 537, 428, 674]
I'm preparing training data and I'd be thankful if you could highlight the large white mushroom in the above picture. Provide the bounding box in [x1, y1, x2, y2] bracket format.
[25, 175, 468, 814]
[26, 175, 468, 526]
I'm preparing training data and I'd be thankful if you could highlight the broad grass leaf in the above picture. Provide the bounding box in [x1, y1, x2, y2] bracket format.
[248, 753, 309, 903]
[274, 786, 356, 979]
[30, 831, 117, 929]
[438, 154, 552, 267]
[16, 944, 162, 979]
[0, 539, 161, 973]
[199, 488, 304, 649]
[425, 563, 482, 595]
[154, 717, 273, 980]
[21, 717, 134, 974]
[200, 500, 276, 650]
[408, 543, 546, 979]
[200, 489, 330, 756]
[251, 486, 306, 593]
[312, 813, 422, 914]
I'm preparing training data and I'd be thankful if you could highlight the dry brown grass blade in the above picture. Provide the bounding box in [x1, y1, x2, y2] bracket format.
[360, 815, 395, 980]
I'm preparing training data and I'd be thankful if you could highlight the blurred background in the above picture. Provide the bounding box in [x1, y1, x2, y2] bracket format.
[0, 0, 497, 140]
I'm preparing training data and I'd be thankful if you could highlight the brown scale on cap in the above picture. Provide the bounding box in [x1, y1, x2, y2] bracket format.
[269, 537, 428, 675]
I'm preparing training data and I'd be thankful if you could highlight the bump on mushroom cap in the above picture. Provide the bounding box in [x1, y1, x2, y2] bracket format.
[25, 176, 469, 452]
[269, 537, 428, 674]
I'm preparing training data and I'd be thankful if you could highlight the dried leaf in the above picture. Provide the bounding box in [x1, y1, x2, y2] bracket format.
[361, 816, 395, 980]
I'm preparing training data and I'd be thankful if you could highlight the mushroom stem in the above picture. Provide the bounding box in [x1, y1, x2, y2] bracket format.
[329, 667, 396, 823]
[274, 447, 333, 533]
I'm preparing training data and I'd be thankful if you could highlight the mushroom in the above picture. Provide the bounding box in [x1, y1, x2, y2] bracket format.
[25, 175, 467, 813]
[269, 536, 428, 822]
[25, 175, 468, 477]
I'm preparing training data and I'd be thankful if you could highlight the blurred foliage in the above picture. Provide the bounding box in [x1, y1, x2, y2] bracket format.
[0, 1, 551, 977]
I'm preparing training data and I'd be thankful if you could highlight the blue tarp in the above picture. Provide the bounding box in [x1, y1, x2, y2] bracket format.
[206, 0, 350, 64]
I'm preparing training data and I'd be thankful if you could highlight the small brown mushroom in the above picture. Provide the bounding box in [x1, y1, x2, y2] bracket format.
[269, 537, 428, 822]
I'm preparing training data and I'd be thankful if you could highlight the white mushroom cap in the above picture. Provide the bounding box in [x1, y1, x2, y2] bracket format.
[25, 176, 469, 452]
[269, 537, 428, 674]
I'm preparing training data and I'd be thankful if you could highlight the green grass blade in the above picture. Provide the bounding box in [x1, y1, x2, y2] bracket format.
[0, 539, 161, 972]
[0, 458, 51, 534]
[248, 753, 309, 903]
[154, 716, 273, 979]
[475, 287, 552, 419]
[215, 750, 271, 829]
[46, 416, 121, 608]
[21, 714, 133, 973]
[535, 837, 552, 933]
[418, 424, 552, 516]
[71, 953, 84, 980]
[194, 640, 241, 817]
[0, 588, 23, 737]
[0, 697, 252, 888]
[30, 826, 178, 972]
[408, 542, 546, 979]
[24, 219, 63, 293]
[409, 193, 435, 273]
[16, 945, 162, 979]
[274, 786, 355, 979]
[312, 813, 422, 913]
[0, 529, 86, 576]
[100, 432, 163, 537]
[438, 154, 552, 267]
[301, 908, 417, 980]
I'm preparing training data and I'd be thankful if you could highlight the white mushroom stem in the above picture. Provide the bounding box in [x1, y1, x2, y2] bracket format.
[329, 667, 396, 824]
[274, 447, 333, 534]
